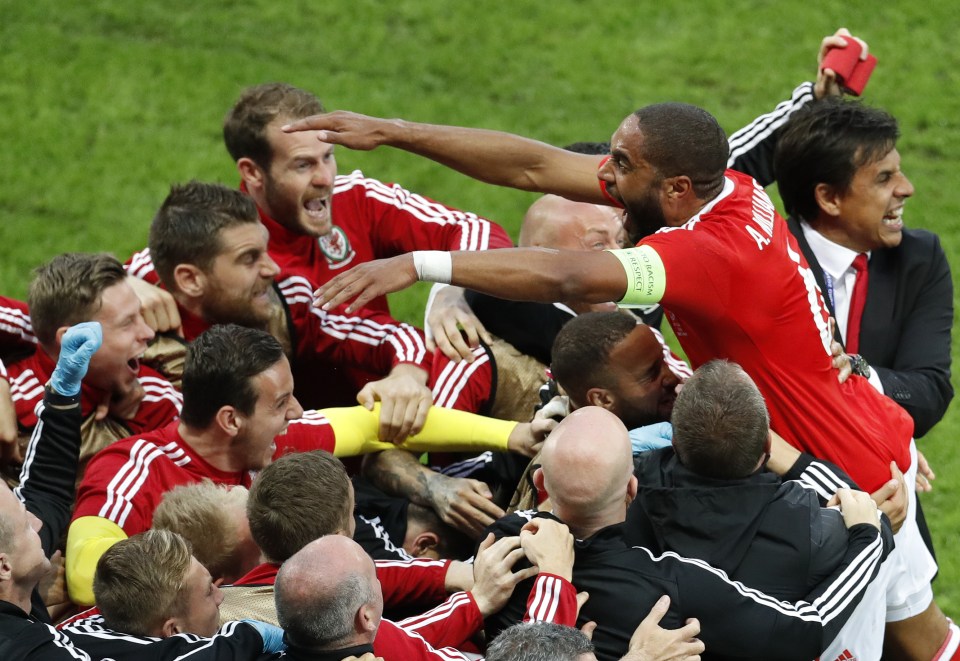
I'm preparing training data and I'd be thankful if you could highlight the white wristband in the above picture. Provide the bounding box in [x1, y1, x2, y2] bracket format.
[412, 251, 453, 284]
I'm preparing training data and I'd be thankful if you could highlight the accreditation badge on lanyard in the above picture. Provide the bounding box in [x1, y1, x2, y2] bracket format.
[822, 271, 836, 312]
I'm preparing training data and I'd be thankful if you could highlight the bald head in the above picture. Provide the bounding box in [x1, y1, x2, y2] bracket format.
[275, 535, 381, 649]
[519, 195, 625, 251]
[537, 407, 635, 532]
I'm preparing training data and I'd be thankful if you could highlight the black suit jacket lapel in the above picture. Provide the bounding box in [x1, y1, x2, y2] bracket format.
[859, 247, 896, 358]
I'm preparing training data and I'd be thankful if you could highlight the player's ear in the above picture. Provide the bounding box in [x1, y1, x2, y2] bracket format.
[814, 183, 843, 218]
[53, 326, 71, 351]
[357, 603, 378, 634]
[664, 175, 693, 200]
[160, 617, 179, 638]
[173, 263, 206, 298]
[532, 466, 547, 495]
[626, 475, 638, 506]
[585, 388, 615, 410]
[409, 532, 440, 558]
[237, 157, 265, 191]
[215, 406, 242, 438]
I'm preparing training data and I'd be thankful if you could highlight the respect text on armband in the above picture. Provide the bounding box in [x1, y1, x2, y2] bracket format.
[610, 246, 665, 306]
[626, 250, 659, 298]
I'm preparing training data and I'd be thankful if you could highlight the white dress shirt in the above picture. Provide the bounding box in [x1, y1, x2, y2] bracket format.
[800, 221, 884, 394]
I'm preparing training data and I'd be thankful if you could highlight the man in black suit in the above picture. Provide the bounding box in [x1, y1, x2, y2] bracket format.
[773, 99, 953, 437]
[731, 94, 954, 660]
[731, 94, 953, 439]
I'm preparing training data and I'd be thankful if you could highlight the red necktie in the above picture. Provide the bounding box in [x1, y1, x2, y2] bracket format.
[845, 253, 869, 354]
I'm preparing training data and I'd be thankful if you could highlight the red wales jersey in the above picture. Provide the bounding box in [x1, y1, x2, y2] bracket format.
[278, 275, 431, 408]
[126, 170, 513, 314]
[72, 414, 337, 536]
[259, 170, 513, 313]
[638, 170, 913, 491]
[7, 350, 182, 474]
[125, 171, 504, 406]
[0, 296, 35, 363]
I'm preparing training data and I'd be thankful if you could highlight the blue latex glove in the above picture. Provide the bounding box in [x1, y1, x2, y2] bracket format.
[50, 322, 103, 396]
[629, 421, 673, 454]
[242, 619, 286, 653]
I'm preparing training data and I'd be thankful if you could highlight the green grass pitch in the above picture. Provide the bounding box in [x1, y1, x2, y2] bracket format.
[2, 1, 958, 610]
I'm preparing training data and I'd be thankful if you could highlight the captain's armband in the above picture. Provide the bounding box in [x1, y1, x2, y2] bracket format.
[607, 246, 666, 307]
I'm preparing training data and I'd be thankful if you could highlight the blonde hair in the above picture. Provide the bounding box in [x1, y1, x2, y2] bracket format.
[153, 480, 249, 582]
[93, 529, 193, 636]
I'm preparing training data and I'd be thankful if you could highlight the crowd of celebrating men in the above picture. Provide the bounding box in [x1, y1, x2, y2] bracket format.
[0, 27, 955, 661]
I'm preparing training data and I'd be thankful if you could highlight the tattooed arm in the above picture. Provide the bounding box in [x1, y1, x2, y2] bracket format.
[362, 450, 505, 539]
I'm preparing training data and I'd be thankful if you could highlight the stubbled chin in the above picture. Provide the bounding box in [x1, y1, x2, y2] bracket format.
[298, 213, 330, 237]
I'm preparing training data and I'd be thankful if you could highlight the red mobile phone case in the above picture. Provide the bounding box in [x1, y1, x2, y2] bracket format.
[820, 36, 876, 96]
[843, 54, 877, 96]
[821, 37, 862, 80]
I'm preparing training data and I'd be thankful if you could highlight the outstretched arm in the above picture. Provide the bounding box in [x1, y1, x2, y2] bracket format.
[315, 247, 635, 315]
[282, 111, 607, 203]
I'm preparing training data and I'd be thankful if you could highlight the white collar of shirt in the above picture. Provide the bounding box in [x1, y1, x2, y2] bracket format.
[799, 219, 874, 344]
[799, 220, 870, 281]
[799, 221, 884, 395]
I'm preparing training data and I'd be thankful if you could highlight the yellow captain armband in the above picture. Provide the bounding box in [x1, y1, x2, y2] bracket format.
[323, 404, 517, 457]
[607, 246, 667, 307]
[66, 516, 129, 606]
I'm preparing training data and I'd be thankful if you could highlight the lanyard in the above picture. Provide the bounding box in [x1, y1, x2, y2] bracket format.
[823, 271, 836, 313]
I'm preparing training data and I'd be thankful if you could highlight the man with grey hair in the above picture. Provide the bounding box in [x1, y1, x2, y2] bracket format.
[275, 536, 383, 658]
[486, 603, 699, 661]
[485, 622, 596, 661]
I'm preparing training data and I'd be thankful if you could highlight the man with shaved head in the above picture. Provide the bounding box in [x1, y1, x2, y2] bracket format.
[535, 409, 636, 538]
[518, 195, 626, 253]
[484, 406, 890, 661]
[461, 194, 652, 372]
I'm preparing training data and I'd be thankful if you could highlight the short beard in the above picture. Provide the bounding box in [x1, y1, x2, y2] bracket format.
[202, 283, 277, 330]
[262, 174, 307, 235]
[623, 191, 668, 244]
